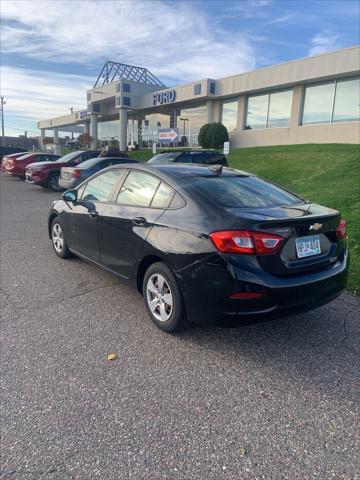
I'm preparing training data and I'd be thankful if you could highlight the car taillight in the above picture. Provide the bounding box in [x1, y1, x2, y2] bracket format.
[336, 219, 347, 240]
[72, 169, 81, 178]
[210, 230, 284, 255]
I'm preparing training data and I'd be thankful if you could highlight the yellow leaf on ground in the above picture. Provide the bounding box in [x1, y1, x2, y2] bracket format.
[107, 353, 117, 361]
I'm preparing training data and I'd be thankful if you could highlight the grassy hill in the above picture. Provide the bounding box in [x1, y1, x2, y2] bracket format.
[129, 144, 360, 293]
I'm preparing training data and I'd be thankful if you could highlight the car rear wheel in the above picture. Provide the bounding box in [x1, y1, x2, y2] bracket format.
[51, 218, 71, 258]
[48, 172, 62, 191]
[143, 262, 186, 332]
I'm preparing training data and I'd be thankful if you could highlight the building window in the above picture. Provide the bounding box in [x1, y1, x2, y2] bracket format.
[246, 94, 268, 129]
[87, 93, 91, 101]
[194, 84, 201, 95]
[222, 100, 238, 132]
[115, 96, 121, 107]
[122, 83, 131, 93]
[210, 82, 216, 95]
[302, 77, 360, 125]
[123, 97, 131, 106]
[116, 83, 121, 93]
[245, 89, 293, 129]
[92, 104, 100, 113]
[267, 90, 294, 128]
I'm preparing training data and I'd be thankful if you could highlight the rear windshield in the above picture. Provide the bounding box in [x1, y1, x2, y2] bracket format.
[148, 152, 181, 163]
[55, 151, 83, 163]
[184, 175, 302, 208]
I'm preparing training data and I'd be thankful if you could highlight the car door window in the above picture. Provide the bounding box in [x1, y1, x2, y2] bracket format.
[80, 170, 123, 202]
[151, 182, 175, 208]
[116, 171, 160, 207]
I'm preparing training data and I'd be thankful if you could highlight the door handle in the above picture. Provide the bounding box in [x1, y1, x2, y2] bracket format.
[132, 216, 147, 226]
[88, 210, 99, 218]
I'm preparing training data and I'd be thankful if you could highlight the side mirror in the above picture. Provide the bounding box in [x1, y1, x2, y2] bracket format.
[62, 189, 77, 202]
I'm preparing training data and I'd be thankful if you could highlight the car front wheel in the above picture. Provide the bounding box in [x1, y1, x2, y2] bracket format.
[51, 218, 71, 258]
[143, 262, 186, 332]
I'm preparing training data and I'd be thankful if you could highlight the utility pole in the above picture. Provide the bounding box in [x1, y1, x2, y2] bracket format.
[1, 96, 6, 147]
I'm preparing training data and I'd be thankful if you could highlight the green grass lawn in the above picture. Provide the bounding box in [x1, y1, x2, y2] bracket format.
[129, 144, 360, 294]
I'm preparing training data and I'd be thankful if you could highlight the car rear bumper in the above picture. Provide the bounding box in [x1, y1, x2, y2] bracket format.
[59, 178, 78, 189]
[179, 249, 349, 324]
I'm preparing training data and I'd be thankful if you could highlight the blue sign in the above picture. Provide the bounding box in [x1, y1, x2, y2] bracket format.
[158, 128, 179, 143]
[153, 90, 176, 106]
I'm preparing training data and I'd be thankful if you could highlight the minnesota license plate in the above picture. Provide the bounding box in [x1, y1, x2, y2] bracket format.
[295, 235, 321, 258]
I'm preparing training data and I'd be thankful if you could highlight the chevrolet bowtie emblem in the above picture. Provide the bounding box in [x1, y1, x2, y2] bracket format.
[309, 223, 323, 231]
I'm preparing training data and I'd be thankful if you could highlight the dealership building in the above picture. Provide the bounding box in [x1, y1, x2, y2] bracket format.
[38, 46, 360, 152]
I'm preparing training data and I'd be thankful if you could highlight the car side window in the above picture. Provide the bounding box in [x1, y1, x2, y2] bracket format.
[175, 153, 190, 163]
[116, 171, 160, 207]
[169, 192, 185, 209]
[188, 153, 205, 163]
[80, 170, 123, 202]
[151, 182, 175, 208]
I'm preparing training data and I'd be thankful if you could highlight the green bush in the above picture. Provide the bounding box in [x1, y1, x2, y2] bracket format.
[198, 123, 212, 148]
[198, 122, 229, 149]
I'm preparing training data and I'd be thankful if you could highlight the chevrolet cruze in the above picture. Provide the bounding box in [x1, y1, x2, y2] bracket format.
[48, 164, 349, 332]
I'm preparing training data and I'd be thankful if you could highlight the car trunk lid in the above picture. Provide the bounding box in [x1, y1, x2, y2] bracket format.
[225, 203, 344, 276]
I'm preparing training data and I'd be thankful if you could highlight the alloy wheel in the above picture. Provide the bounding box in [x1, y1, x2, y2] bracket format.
[146, 274, 173, 322]
[52, 223, 64, 253]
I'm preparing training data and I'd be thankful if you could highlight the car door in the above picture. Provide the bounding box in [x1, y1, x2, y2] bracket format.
[98, 170, 175, 279]
[65, 169, 124, 262]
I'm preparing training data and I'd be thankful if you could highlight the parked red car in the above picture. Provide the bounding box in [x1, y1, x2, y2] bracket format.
[5, 152, 59, 179]
[1, 151, 29, 172]
[25, 150, 100, 191]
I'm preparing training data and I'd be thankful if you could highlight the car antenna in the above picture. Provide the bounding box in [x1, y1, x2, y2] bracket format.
[208, 164, 223, 175]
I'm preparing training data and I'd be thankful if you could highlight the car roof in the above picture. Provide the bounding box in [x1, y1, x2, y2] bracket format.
[155, 149, 220, 154]
[108, 163, 250, 180]
[76, 156, 131, 169]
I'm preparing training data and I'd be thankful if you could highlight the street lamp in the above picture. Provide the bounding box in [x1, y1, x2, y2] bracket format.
[1, 96, 6, 147]
[179, 117, 189, 137]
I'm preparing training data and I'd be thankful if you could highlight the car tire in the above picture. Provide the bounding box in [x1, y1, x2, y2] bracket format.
[143, 262, 187, 332]
[48, 172, 62, 191]
[51, 218, 71, 259]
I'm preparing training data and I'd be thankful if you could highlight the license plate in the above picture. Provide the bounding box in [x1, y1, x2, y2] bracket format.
[295, 235, 321, 258]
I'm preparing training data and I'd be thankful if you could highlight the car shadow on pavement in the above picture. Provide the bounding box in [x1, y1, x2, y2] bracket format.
[177, 294, 359, 400]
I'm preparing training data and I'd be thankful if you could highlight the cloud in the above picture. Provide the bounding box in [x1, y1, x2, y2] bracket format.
[1, 0, 256, 83]
[309, 30, 340, 56]
[227, 0, 272, 18]
[1, 66, 91, 135]
[265, 13, 295, 25]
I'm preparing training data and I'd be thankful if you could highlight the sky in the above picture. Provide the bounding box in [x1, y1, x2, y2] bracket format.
[1, 0, 359, 137]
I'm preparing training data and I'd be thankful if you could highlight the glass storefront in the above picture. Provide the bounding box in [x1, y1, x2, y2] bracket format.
[245, 89, 293, 129]
[302, 77, 360, 125]
[98, 120, 120, 142]
[222, 100, 239, 132]
[176, 105, 207, 147]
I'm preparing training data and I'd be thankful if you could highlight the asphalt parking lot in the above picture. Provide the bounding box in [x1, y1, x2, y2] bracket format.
[1, 173, 359, 480]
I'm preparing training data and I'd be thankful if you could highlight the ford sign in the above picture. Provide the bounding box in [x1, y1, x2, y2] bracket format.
[153, 90, 176, 106]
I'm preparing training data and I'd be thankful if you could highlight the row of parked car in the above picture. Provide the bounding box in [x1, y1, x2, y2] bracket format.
[1, 149, 228, 192]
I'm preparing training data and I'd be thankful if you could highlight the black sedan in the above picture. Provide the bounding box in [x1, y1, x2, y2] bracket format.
[48, 164, 349, 332]
[59, 156, 138, 190]
[148, 149, 228, 166]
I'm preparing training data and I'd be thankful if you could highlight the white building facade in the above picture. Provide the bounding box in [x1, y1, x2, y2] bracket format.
[38, 46, 360, 151]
